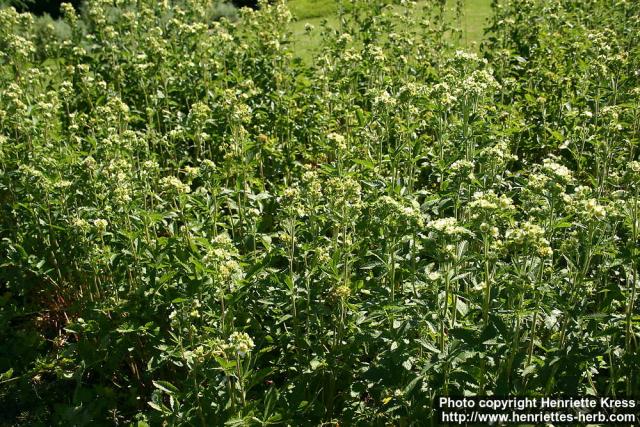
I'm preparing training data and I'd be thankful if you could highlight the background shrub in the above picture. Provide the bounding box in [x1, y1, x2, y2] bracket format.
[1, 0, 81, 18]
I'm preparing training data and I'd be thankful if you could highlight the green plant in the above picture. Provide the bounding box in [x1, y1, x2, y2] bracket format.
[1, 0, 639, 425]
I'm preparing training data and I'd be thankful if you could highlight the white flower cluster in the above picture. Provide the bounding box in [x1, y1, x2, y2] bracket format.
[542, 158, 573, 184]
[371, 89, 397, 108]
[327, 132, 347, 151]
[430, 81, 458, 108]
[427, 217, 471, 237]
[368, 45, 386, 62]
[460, 69, 500, 98]
[449, 159, 476, 180]
[280, 185, 306, 217]
[71, 217, 90, 232]
[334, 285, 351, 300]
[326, 177, 362, 215]
[203, 234, 243, 286]
[583, 198, 607, 220]
[228, 332, 255, 358]
[302, 168, 323, 201]
[479, 140, 518, 165]
[469, 190, 515, 217]
[479, 222, 500, 239]
[189, 101, 211, 124]
[374, 195, 424, 228]
[506, 221, 552, 257]
[93, 218, 108, 234]
[160, 175, 191, 194]
[337, 33, 353, 45]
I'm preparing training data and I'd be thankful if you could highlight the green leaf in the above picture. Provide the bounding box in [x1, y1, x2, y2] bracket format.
[152, 380, 178, 395]
[147, 401, 167, 413]
[1, 369, 13, 380]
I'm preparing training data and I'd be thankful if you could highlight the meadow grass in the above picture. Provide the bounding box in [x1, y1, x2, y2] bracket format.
[288, 0, 493, 61]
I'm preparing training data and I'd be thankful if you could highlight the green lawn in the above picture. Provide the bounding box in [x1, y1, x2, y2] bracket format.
[287, 0, 493, 60]
[452, 0, 493, 48]
[288, 0, 339, 19]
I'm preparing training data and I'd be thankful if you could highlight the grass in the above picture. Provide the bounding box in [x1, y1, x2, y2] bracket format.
[451, 0, 493, 47]
[288, 0, 339, 19]
[287, 0, 493, 61]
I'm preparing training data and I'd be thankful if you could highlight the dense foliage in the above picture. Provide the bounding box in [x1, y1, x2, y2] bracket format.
[0, 0, 639, 425]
